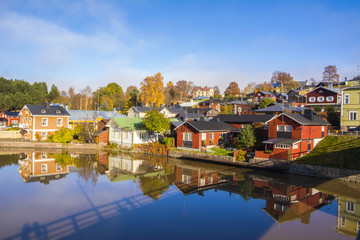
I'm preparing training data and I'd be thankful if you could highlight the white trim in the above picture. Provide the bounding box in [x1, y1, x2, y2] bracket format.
[42, 118, 48, 127]
[349, 111, 358, 121]
[57, 118, 63, 127]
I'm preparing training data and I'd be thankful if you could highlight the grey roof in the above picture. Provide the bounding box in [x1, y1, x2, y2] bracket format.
[176, 112, 204, 120]
[263, 138, 301, 144]
[170, 121, 185, 128]
[3, 111, 19, 117]
[186, 121, 236, 132]
[213, 114, 274, 124]
[199, 99, 228, 105]
[165, 107, 186, 115]
[26, 104, 70, 116]
[254, 103, 302, 113]
[227, 101, 249, 105]
[258, 91, 276, 96]
[183, 107, 218, 115]
[281, 113, 330, 126]
[68, 110, 126, 121]
[131, 106, 161, 113]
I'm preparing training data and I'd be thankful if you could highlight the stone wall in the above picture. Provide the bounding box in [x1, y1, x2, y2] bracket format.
[169, 150, 235, 163]
[0, 140, 105, 150]
[288, 163, 360, 183]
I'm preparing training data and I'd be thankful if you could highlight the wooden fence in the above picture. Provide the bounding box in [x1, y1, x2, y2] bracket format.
[0, 131, 21, 139]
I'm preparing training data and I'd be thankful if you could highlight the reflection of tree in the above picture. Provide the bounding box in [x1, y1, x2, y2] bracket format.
[0, 154, 19, 169]
[76, 154, 99, 186]
[138, 174, 171, 200]
[54, 152, 99, 185]
[237, 179, 254, 201]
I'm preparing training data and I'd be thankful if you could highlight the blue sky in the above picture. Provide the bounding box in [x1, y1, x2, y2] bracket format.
[1, 0, 360, 93]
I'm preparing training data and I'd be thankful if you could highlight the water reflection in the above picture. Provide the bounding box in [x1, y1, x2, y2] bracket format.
[0, 151, 359, 239]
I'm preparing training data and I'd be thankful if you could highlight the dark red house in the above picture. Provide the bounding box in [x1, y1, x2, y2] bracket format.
[253, 91, 276, 103]
[305, 86, 341, 108]
[255, 110, 330, 160]
[175, 120, 235, 150]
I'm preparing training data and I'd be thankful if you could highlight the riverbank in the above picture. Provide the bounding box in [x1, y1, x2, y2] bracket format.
[0, 139, 106, 150]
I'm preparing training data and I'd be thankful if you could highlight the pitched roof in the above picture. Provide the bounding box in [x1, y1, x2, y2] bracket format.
[164, 107, 186, 115]
[277, 113, 330, 126]
[193, 86, 213, 91]
[306, 86, 339, 95]
[258, 91, 276, 96]
[227, 100, 249, 105]
[3, 111, 19, 117]
[130, 106, 161, 113]
[25, 104, 70, 116]
[111, 117, 144, 130]
[254, 103, 302, 113]
[68, 110, 126, 120]
[199, 99, 228, 105]
[185, 121, 236, 132]
[176, 112, 204, 120]
[213, 114, 274, 123]
[183, 107, 218, 115]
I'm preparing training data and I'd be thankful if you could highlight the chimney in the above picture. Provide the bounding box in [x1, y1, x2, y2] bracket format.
[304, 109, 313, 121]
[200, 117, 204, 121]
[160, 104, 163, 108]
[44, 103, 51, 108]
[113, 108, 116, 113]
[153, 103, 156, 108]
[328, 83, 333, 89]
[65, 105, 69, 110]
[217, 117, 220, 122]
[197, 110, 200, 115]
[345, 77, 348, 81]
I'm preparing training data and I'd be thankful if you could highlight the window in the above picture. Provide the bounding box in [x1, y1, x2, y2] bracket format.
[57, 118, 63, 127]
[41, 110, 46, 113]
[182, 175, 191, 184]
[349, 111, 358, 121]
[293, 144, 298, 149]
[309, 97, 315, 102]
[42, 118, 48, 126]
[209, 133, 214, 140]
[277, 125, 285, 131]
[139, 132, 144, 139]
[285, 126, 292, 132]
[319, 90, 323, 93]
[275, 144, 291, 149]
[124, 132, 129, 139]
[277, 125, 292, 132]
[344, 94, 350, 104]
[346, 202, 355, 213]
[56, 163, 62, 171]
[41, 132, 47, 140]
[317, 96, 324, 102]
[56, 110, 61, 114]
[326, 96, 334, 102]
[41, 164, 48, 173]
[208, 176, 213, 184]
[183, 132, 193, 141]
[41, 153, 47, 159]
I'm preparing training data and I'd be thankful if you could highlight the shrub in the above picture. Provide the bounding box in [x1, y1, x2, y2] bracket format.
[162, 137, 174, 147]
[235, 150, 247, 162]
[210, 139, 214, 145]
[265, 150, 273, 154]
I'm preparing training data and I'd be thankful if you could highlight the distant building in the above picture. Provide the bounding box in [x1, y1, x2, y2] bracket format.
[340, 86, 360, 131]
[305, 86, 341, 109]
[0, 111, 20, 127]
[192, 86, 214, 99]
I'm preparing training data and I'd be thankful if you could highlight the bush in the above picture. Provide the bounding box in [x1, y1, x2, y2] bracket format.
[162, 137, 174, 147]
[265, 150, 273, 154]
[235, 150, 247, 162]
[314, 106, 322, 112]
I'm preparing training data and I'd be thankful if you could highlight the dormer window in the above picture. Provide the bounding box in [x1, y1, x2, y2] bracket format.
[41, 110, 46, 113]
[319, 90, 323, 93]
[56, 110, 61, 114]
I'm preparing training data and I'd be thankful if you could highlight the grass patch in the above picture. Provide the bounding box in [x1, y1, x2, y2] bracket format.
[208, 147, 233, 156]
[295, 136, 360, 170]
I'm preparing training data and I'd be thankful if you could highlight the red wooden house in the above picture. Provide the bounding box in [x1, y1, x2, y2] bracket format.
[0, 111, 20, 127]
[255, 110, 330, 160]
[174, 120, 235, 150]
[253, 91, 277, 103]
[305, 86, 341, 108]
[198, 99, 224, 112]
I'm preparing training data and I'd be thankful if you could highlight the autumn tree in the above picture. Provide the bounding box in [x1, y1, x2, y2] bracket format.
[259, 98, 276, 108]
[243, 82, 256, 95]
[174, 80, 194, 102]
[271, 71, 300, 92]
[256, 81, 274, 92]
[164, 81, 176, 104]
[93, 83, 125, 111]
[124, 88, 139, 112]
[322, 65, 340, 83]
[213, 85, 222, 98]
[125, 86, 138, 100]
[139, 73, 165, 107]
[224, 82, 241, 98]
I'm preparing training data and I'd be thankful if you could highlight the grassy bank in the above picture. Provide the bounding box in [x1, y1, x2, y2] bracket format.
[295, 136, 360, 170]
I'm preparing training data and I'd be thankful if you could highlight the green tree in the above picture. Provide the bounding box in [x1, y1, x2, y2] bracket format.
[238, 125, 256, 149]
[50, 128, 74, 144]
[142, 109, 170, 136]
[48, 84, 60, 102]
[259, 97, 276, 108]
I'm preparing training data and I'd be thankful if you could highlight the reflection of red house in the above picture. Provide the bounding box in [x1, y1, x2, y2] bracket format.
[253, 179, 327, 224]
[174, 121, 235, 150]
[0, 111, 20, 127]
[255, 110, 330, 160]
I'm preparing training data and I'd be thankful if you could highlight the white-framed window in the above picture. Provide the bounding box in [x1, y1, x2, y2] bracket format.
[41, 164, 48, 173]
[42, 118, 48, 126]
[277, 125, 292, 132]
[41, 153, 47, 159]
[346, 201, 355, 213]
[139, 132, 144, 139]
[41, 132, 47, 140]
[326, 96, 334, 102]
[209, 133, 214, 140]
[285, 126, 292, 132]
[182, 175, 191, 184]
[293, 144, 298, 149]
[124, 131, 129, 139]
[57, 118, 63, 127]
[349, 111, 358, 121]
[344, 94, 350, 104]
[200, 178, 205, 186]
[208, 176, 213, 184]
[183, 132, 193, 141]
[275, 144, 291, 149]
[319, 90, 323, 93]
[56, 163, 62, 171]
[309, 97, 316, 102]
[317, 96, 324, 102]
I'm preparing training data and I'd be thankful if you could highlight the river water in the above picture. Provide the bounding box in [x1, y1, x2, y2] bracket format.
[0, 150, 359, 240]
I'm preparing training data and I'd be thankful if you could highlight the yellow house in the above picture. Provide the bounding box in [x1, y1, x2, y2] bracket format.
[340, 86, 360, 131]
[335, 196, 360, 238]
